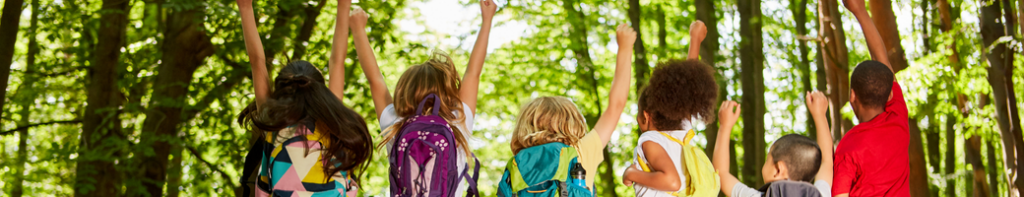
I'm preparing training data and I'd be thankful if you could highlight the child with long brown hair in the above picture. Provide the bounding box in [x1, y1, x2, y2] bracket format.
[236, 0, 373, 196]
[349, 1, 497, 195]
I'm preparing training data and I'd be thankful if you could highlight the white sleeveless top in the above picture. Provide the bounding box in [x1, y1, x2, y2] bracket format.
[631, 123, 692, 197]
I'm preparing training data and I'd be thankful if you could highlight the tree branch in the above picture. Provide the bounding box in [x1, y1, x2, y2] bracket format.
[185, 145, 238, 187]
[183, 67, 249, 121]
[11, 66, 89, 77]
[0, 120, 83, 135]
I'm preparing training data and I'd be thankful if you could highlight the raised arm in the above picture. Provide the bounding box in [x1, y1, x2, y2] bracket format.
[687, 21, 707, 60]
[843, 0, 892, 72]
[713, 101, 742, 196]
[458, 0, 496, 114]
[237, 0, 271, 107]
[806, 91, 834, 185]
[592, 24, 635, 146]
[327, 0, 351, 102]
[350, 9, 393, 117]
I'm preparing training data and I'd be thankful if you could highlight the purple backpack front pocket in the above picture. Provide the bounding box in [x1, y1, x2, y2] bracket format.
[389, 94, 478, 197]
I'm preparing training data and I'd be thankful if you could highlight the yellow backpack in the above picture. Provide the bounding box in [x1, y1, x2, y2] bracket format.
[636, 130, 721, 197]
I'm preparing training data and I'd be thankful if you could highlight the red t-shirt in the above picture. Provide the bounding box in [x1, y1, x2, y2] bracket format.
[832, 81, 910, 197]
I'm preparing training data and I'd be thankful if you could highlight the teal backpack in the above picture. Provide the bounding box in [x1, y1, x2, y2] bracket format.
[497, 142, 594, 197]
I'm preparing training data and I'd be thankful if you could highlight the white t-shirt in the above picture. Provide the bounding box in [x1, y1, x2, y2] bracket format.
[379, 103, 475, 196]
[731, 180, 832, 197]
[631, 128, 692, 197]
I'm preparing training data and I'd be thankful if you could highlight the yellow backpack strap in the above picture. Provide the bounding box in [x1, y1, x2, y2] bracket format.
[652, 131, 695, 196]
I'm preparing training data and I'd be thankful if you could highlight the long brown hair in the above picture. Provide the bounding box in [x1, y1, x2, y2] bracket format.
[377, 52, 470, 155]
[237, 61, 373, 185]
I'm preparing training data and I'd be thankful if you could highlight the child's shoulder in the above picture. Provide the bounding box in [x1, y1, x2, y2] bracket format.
[637, 130, 688, 142]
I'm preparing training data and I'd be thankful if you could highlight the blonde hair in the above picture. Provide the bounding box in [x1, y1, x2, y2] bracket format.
[510, 97, 590, 154]
[378, 51, 470, 155]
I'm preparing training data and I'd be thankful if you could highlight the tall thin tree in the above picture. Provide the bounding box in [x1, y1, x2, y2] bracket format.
[979, 0, 1024, 194]
[11, 0, 40, 196]
[0, 0, 24, 123]
[737, 0, 766, 187]
[75, 0, 132, 195]
[818, 0, 850, 140]
[131, 2, 215, 196]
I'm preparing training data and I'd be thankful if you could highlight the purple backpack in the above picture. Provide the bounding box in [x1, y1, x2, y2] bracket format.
[389, 94, 480, 197]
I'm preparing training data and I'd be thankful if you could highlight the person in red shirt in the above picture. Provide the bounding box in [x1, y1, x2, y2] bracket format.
[832, 0, 910, 196]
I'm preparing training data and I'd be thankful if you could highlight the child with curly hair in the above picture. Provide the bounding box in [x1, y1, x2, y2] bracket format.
[622, 21, 720, 197]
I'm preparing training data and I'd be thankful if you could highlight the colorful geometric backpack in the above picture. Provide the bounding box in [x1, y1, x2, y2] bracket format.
[496, 142, 593, 197]
[240, 123, 357, 197]
[635, 130, 720, 197]
[389, 94, 480, 197]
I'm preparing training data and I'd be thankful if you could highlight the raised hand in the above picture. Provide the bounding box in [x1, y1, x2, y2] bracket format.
[842, 0, 865, 12]
[480, 0, 497, 20]
[806, 91, 829, 118]
[616, 23, 637, 48]
[689, 21, 707, 44]
[718, 101, 741, 128]
[236, 0, 253, 7]
[350, 9, 368, 30]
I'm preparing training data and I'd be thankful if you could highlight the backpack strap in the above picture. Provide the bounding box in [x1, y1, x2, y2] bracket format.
[463, 153, 482, 197]
[654, 130, 697, 196]
[240, 135, 268, 197]
[416, 93, 442, 116]
[558, 181, 569, 197]
[657, 129, 695, 146]
[637, 130, 694, 172]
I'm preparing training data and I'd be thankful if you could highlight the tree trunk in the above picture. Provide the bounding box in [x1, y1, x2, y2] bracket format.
[1000, 0, 1024, 195]
[867, 0, 909, 72]
[266, 2, 300, 72]
[628, 0, 649, 112]
[74, 0, 131, 195]
[738, 0, 766, 187]
[291, 0, 327, 59]
[132, 4, 214, 196]
[695, 0, 720, 157]
[656, 5, 667, 58]
[909, 118, 931, 197]
[562, 1, 616, 196]
[926, 108, 943, 196]
[790, 0, 814, 134]
[968, 135, 992, 197]
[11, 1, 40, 195]
[946, 114, 957, 197]
[730, 139, 739, 179]
[165, 145, 184, 197]
[988, 141, 1001, 196]
[980, 0, 1024, 195]
[818, 0, 850, 141]
[0, 0, 24, 125]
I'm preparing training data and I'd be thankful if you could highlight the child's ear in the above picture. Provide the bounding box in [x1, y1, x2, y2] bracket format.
[775, 161, 789, 180]
[642, 111, 651, 123]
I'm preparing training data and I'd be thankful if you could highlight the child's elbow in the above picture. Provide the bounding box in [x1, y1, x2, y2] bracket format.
[663, 179, 682, 191]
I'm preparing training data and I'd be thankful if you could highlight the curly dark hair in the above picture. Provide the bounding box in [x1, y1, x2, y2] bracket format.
[639, 59, 718, 130]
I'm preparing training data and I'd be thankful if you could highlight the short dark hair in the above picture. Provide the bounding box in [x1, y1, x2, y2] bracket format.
[850, 60, 893, 109]
[639, 59, 718, 130]
[769, 134, 822, 182]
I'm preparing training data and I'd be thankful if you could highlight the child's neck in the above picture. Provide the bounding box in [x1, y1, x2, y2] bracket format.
[649, 120, 693, 132]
